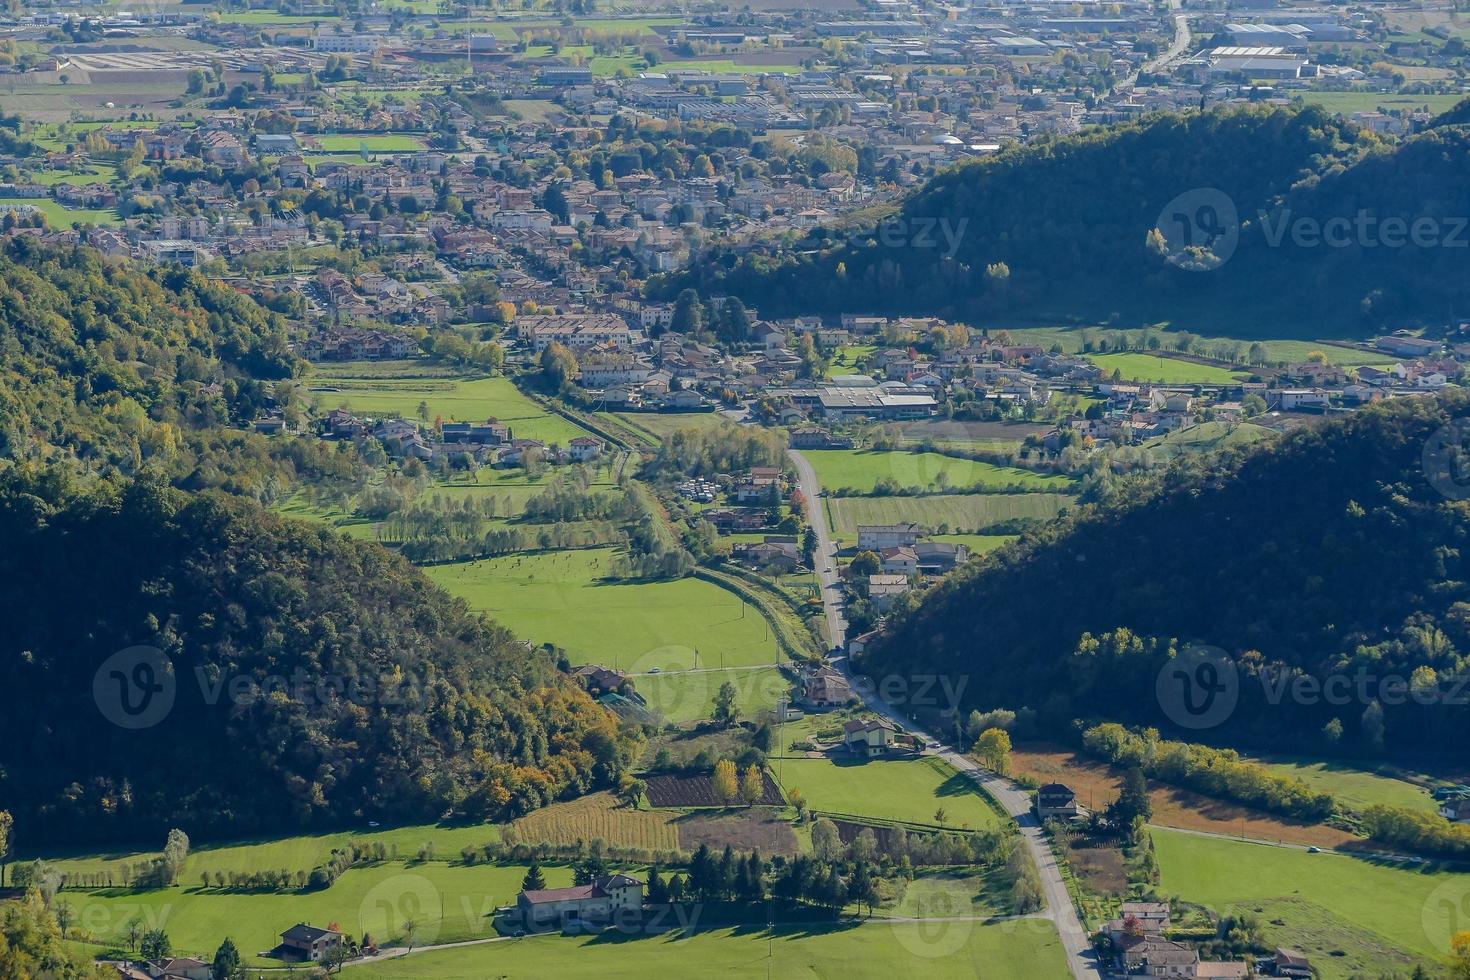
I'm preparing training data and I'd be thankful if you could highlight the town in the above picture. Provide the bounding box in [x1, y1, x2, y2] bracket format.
[1, 0, 1469, 979]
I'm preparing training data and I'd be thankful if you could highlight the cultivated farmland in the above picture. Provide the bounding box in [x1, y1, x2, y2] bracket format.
[644, 768, 785, 807]
[509, 792, 681, 851]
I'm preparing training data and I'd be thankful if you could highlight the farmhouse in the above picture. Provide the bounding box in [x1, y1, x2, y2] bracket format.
[569, 436, 605, 462]
[1036, 783, 1079, 820]
[1120, 936, 1197, 977]
[145, 958, 211, 980]
[279, 923, 344, 962]
[1272, 947, 1313, 978]
[843, 717, 897, 757]
[1439, 797, 1470, 822]
[858, 523, 923, 551]
[516, 873, 644, 930]
[573, 665, 629, 696]
[800, 664, 855, 709]
[867, 573, 912, 610]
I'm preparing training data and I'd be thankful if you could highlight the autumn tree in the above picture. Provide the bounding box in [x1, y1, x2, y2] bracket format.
[974, 727, 1013, 775]
[740, 765, 765, 806]
[712, 759, 740, 806]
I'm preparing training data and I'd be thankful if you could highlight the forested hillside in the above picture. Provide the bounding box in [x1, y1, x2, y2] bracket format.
[0, 473, 639, 846]
[0, 239, 295, 473]
[675, 105, 1470, 332]
[858, 393, 1470, 757]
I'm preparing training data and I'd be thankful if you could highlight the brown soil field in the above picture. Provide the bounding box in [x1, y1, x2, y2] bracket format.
[674, 809, 799, 856]
[1012, 743, 1358, 850]
[645, 768, 785, 807]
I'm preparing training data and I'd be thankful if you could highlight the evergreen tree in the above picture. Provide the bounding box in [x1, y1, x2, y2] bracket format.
[521, 862, 546, 892]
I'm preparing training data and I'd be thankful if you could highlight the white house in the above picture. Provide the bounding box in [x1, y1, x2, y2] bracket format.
[517, 874, 644, 930]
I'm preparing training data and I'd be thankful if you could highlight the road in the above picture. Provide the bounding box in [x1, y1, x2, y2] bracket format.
[787, 448, 1104, 980]
[1147, 0, 1192, 74]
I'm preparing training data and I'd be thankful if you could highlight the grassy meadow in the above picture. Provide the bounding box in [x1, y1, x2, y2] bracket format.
[346, 918, 1071, 979]
[823, 493, 1073, 541]
[308, 369, 595, 445]
[1155, 828, 1464, 976]
[424, 548, 784, 670]
[802, 449, 1075, 495]
[773, 756, 1005, 832]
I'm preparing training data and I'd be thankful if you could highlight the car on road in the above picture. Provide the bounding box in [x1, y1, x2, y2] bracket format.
[649, 667, 661, 673]
[1307, 846, 1321, 853]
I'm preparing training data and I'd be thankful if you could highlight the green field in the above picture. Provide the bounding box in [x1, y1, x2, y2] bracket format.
[773, 756, 1004, 832]
[824, 493, 1073, 540]
[998, 328, 1393, 367]
[311, 134, 427, 152]
[1142, 421, 1276, 459]
[1299, 92, 1468, 117]
[0, 197, 119, 226]
[1086, 352, 1247, 384]
[348, 918, 1069, 979]
[1156, 828, 1464, 976]
[829, 345, 877, 377]
[635, 666, 791, 724]
[603, 411, 729, 441]
[424, 549, 784, 671]
[1247, 755, 1438, 814]
[57, 859, 537, 965]
[802, 450, 1075, 495]
[308, 370, 595, 445]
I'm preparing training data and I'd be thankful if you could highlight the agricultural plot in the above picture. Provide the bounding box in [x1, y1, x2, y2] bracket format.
[1155, 828, 1466, 976]
[634, 666, 792, 724]
[880, 867, 1012, 920]
[644, 768, 785, 807]
[510, 792, 681, 851]
[347, 918, 1071, 979]
[424, 548, 784, 670]
[824, 493, 1073, 541]
[1086, 352, 1248, 384]
[774, 756, 1004, 831]
[1010, 744, 1356, 849]
[802, 449, 1076, 495]
[675, 809, 800, 856]
[307, 368, 595, 445]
